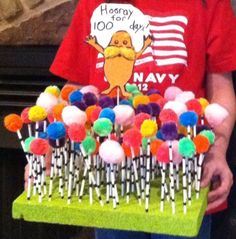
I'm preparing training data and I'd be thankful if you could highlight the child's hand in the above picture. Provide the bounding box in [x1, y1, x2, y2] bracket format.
[24, 149, 52, 190]
[201, 146, 233, 212]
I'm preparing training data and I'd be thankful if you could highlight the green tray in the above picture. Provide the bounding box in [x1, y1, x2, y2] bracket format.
[12, 183, 208, 237]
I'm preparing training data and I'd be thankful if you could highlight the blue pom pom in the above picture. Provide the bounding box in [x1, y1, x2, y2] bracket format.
[120, 99, 132, 106]
[47, 122, 66, 140]
[69, 90, 83, 104]
[156, 130, 163, 140]
[39, 132, 48, 139]
[74, 143, 81, 151]
[179, 111, 198, 127]
[99, 108, 116, 123]
[160, 122, 178, 141]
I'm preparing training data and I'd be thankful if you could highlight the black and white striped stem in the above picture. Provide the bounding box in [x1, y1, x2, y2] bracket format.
[140, 147, 145, 200]
[101, 160, 105, 187]
[48, 149, 56, 201]
[16, 130, 30, 162]
[126, 158, 131, 203]
[200, 115, 205, 125]
[145, 139, 151, 212]
[182, 157, 188, 214]
[27, 154, 33, 200]
[110, 163, 118, 209]
[196, 153, 205, 199]
[68, 141, 75, 204]
[121, 158, 126, 197]
[88, 156, 93, 205]
[64, 140, 70, 189]
[175, 164, 180, 191]
[96, 155, 101, 189]
[40, 155, 47, 195]
[187, 158, 192, 205]
[80, 146, 104, 207]
[36, 156, 43, 203]
[194, 154, 198, 188]
[131, 166, 135, 193]
[106, 163, 111, 204]
[27, 124, 32, 137]
[160, 162, 167, 212]
[32, 156, 37, 196]
[75, 152, 81, 196]
[131, 147, 141, 205]
[57, 147, 64, 199]
[35, 121, 39, 138]
[78, 155, 88, 203]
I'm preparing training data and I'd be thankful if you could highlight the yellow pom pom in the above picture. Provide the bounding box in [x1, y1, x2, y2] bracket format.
[198, 98, 209, 112]
[133, 95, 150, 108]
[140, 119, 158, 137]
[28, 106, 47, 122]
[44, 85, 60, 97]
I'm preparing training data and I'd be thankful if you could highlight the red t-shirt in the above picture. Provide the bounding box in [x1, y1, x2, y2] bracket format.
[50, 0, 236, 212]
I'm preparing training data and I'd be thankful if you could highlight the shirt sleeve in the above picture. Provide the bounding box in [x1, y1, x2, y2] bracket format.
[50, 0, 95, 85]
[206, 0, 236, 73]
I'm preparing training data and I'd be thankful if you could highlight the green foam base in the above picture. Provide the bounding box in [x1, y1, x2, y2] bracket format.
[12, 184, 208, 237]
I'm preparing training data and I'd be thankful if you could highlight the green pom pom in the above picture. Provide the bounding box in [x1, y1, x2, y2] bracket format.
[132, 90, 142, 96]
[199, 130, 215, 145]
[24, 137, 35, 152]
[178, 137, 196, 158]
[93, 118, 113, 137]
[125, 83, 139, 93]
[81, 136, 96, 155]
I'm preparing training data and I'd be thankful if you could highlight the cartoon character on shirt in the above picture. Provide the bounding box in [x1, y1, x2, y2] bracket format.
[86, 30, 152, 96]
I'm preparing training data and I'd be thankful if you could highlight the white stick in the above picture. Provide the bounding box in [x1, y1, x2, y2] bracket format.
[182, 157, 188, 214]
[67, 141, 75, 204]
[126, 159, 131, 203]
[145, 139, 151, 212]
[48, 151, 55, 201]
[196, 154, 205, 199]
[27, 155, 33, 200]
[160, 163, 166, 212]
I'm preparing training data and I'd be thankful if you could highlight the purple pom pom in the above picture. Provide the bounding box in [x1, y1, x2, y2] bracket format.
[136, 104, 152, 115]
[48, 137, 66, 148]
[82, 92, 97, 106]
[196, 125, 211, 134]
[73, 101, 87, 111]
[148, 103, 161, 117]
[160, 122, 178, 141]
[146, 89, 160, 95]
[98, 96, 114, 108]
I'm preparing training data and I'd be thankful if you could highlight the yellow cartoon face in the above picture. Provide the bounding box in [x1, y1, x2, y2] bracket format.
[109, 31, 134, 49]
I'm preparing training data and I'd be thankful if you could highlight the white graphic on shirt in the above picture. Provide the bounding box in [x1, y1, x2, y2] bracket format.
[96, 14, 188, 68]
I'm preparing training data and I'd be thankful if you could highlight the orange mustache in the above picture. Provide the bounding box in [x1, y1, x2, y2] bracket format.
[104, 46, 136, 60]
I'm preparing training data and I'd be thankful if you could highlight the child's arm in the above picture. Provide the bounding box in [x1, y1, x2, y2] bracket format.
[201, 72, 235, 211]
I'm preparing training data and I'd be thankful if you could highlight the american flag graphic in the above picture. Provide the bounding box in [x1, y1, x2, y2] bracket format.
[96, 15, 188, 69]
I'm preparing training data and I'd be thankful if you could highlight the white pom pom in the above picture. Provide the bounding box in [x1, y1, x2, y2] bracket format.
[175, 91, 195, 104]
[99, 140, 125, 164]
[80, 85, 99, 98]
[62, 105, 87, 126]
[205, 103, 229, 127]
[164, 86, 183, 101]
[113, 105, 135, 126]
[163, 101, 187, 116]
[36, 92, 58, 114]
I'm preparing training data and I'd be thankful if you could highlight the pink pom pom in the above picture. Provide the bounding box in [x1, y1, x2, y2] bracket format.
[21, 107, 32, 124]
[175, 91, 195, 104]
[30, 138, 49, 155]
[134, 113, 151, 129]
[159, 109, 178, 124]
[163, 101, 187, 116]
[113, 105, 135, 126]
[164, 86, 183, 101]
[123, 128, 142, 148]
[156, 142, 170, 163]
[36, 92, 58, 114]
[80, 85, 99, 98]
[186, 99, 202, 115]
[62, 106, 87, 126]
[91, 106, 102, 123]
[68, 123, 86, 142]
[172, 140, 182, 164]
[99, 139, 125, 164]
[204, 103, 229, 128]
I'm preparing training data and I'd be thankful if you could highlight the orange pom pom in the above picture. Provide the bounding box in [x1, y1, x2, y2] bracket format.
[193, 135, 210, 154]
[4, 114, 23, 132]
[86, 105, 97, 123]
[52, 103, 66, 121]
[150, 139, 163, 155]
[148, 94, 163, 103]
[122, 143, 140, 157]
[133, 95, 150, 108]
[60, 85, 76, 101]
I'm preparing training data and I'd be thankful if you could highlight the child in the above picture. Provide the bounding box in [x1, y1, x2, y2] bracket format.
[49, 0, 236, 238]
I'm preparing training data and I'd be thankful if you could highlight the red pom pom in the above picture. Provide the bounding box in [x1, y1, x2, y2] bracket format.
[30, 138, 49, 155]
[156, 142, 170, 163]
[68, 123, 86, 142]
[123, 128, 142, 148]
[21, 108, 32, 124]
[159, 109, 178, 124]
[186, 99, 202, 115]
[193, 135, 210, 154]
